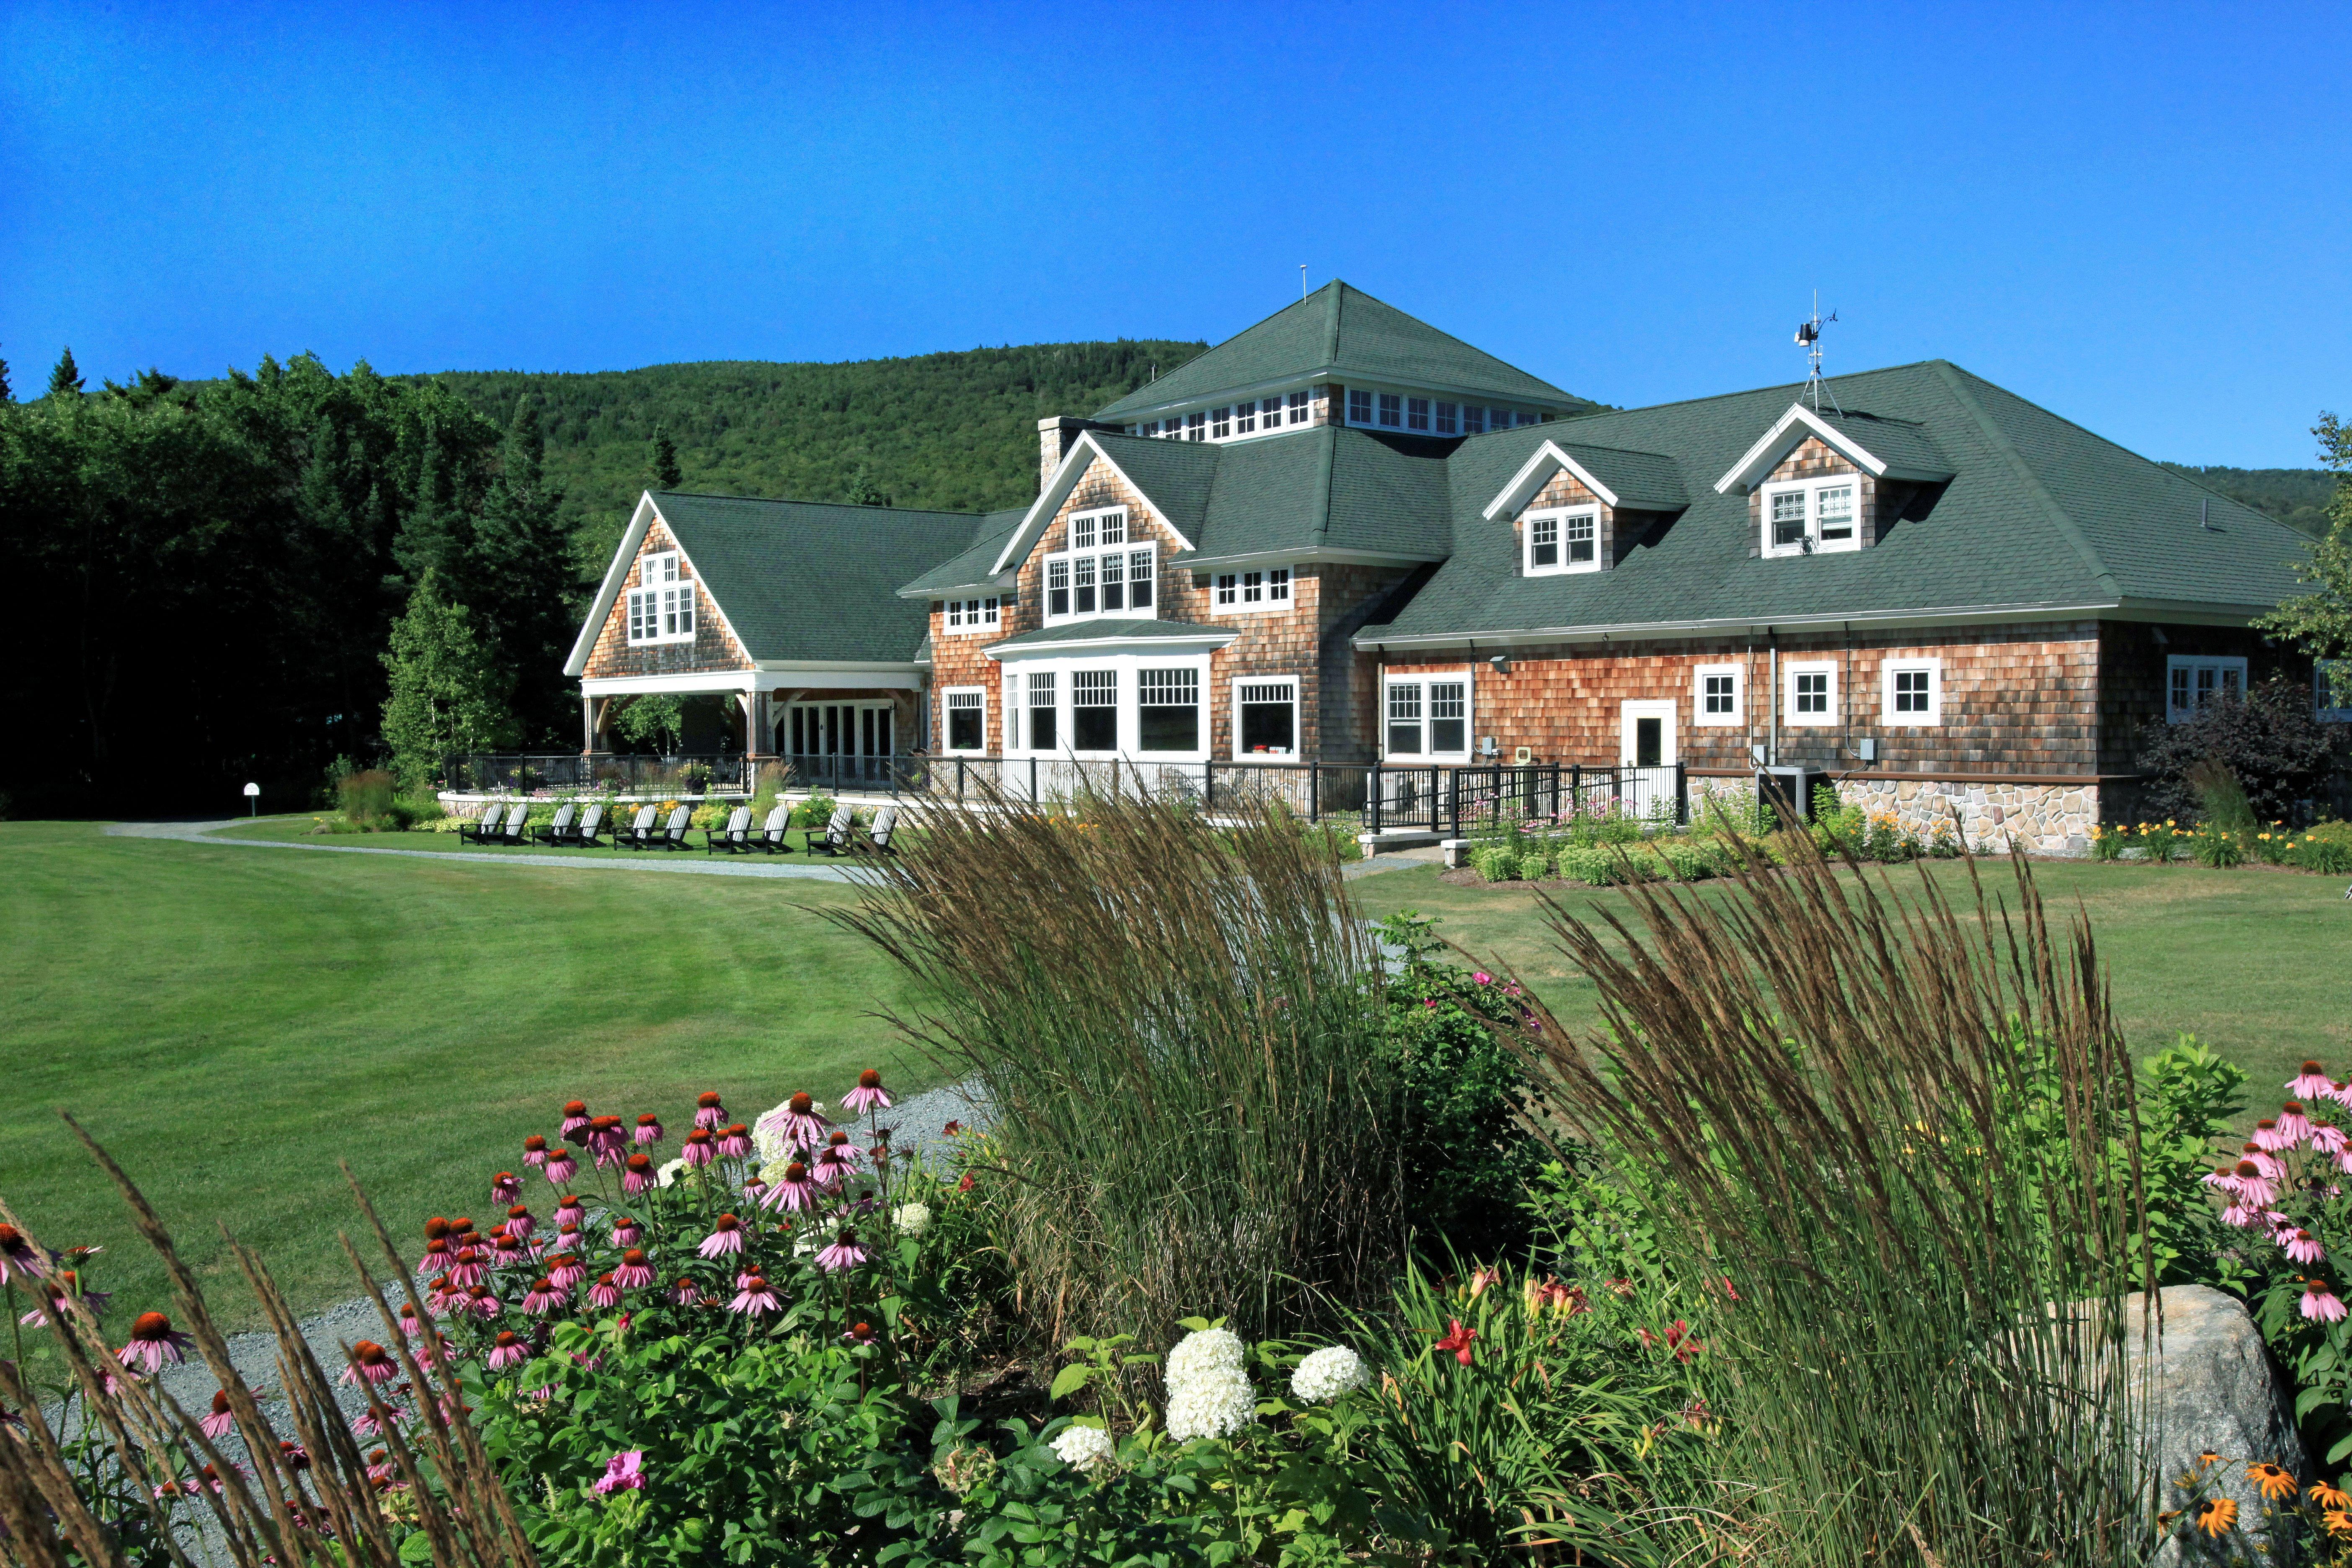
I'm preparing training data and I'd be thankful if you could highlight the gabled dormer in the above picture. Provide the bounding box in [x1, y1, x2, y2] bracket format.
[1089, 281, 1588, 449]
[1712, 403, 1952, 559]
[1481, 438, 1689, 577]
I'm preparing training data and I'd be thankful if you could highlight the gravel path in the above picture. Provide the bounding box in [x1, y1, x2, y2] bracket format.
[104, 819, 864, 882]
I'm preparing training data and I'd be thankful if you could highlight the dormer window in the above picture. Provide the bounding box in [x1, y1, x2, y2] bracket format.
[1045, 507, 1154, 624]
[1378, 393, 1402, 428]
[1435, 402, 1458, 436]
[1348, 389, 1372, 423]
[626, 551, 696, 645]
[1461, 406, 1486, 435]
[1211, 406, 1232, 438]
[1524, 506, 1599, 576]
[1186, 413, 1205, 441]
[1760, 477, 1861, 557]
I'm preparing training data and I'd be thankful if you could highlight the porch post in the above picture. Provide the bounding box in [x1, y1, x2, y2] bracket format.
[581, 696, 596, 755]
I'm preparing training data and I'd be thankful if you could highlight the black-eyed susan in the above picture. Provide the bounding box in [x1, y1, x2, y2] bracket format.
[2314, 1480, 2352, 1512]
[2248, 1461, 2297, 1503]
[2196, 1450, 2223, 1467]
[2196, 1497, 2239, 1536]
[2326, 1508, 2352, 1541]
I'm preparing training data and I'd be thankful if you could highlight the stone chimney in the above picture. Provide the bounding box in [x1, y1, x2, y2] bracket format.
[1038, 415, 1109, 494]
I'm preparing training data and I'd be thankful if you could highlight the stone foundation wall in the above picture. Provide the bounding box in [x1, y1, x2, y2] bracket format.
[1832, 777, 2098, 856]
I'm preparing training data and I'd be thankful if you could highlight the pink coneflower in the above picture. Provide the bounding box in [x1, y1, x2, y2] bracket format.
[2292, 1062, 2337, 1099]
[610, 1215, 642, 1247]
[1472, 971, 1492, 985]
[20, 1270, 107, 1326]
[522, 1135, 549, 1167]
[742, 1178, 769, 1205]
[116, 1311, 192, 1374]
[491, 1171, 521, 1204]
[588, 1274, 622, 1310]
[2332, 1080, 2352, 1108]
[418, 1236, 453, 1277]
[827, 1130, 862, 1167]
[761, 1161, 817, 1212]
[2314, 1123, 2349, 1157]
[341, 1340, 399, 1386]
[548, 1253, 585, 1290]
[560, 1101, 592, 1142]
[202, 1388, 239, 1439]
[815, 1228, 867, 1273]
[2202, 1165, 2244, 1197]
[449, 1216, 479, 1246]
[634, 1113, 665, 1145]
[695, 1091, 728, 1130]
[505, 1204, 535, 1241]
[486, 1331, 530, 1371]
[592, 1450, 645, 1495]
[2288, 1230, 2328, 1266]
[2243, 1143, 2288, 1181]
[2254, 1118, 2290, 1153]
[812, 1148, 848, 1191]
[699, 1215, 746, 1258]
[682, 1128, 716, 1168]
[669, 1277, 700, 1306]
[718, 1123, 752, 1159]
[2222, 1202, 2268, 1229]
[2232, 1161, 2279, 1208]
[761, 1092, 829, 1154]
[467, 1286, 501, 1320]
[396, 1302, 426, 1339]
[554, 1195, 585, 1228]
[493, 1232, 527, 1267]
[2305, 1279, 2349, 1323]
[544, 1149, 578, 1184]
[2279, 1103, 2316, 1145]
[522, 1277, 565, 1315]
[0, 1224, 46, 1287]
[588, 1114, 627, 1156]
[614, 1248, 655, 1289]
[624, 1153, 658, 1194]
[728, 1273, 780, 1316]
[366, 1448, 396, 1486]
[448, 1246, 487, 1289]
[843, 1069, 892, 1115]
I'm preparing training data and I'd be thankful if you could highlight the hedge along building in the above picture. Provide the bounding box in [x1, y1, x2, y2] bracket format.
[565, 281, 2317, 850]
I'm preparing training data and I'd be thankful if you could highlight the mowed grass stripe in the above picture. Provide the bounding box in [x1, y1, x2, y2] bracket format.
[0, 821, 932, 1327]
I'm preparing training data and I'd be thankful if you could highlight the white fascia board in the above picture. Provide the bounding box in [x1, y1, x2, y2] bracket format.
[1179, 547, 1439, 572]
[1353, 599, 2128, 652]
[895, 572, 1016, 601]
[983, 630, 1237, 661]
[583, 666, 927, 697]
[581, 671, 758, 696]
[1481, 441, 1620, 521]
[1114, 371, 1578, 425]
[1712, 403, 1890, 495]
[986, 432, 1198, 575]
[563, 493, 660, 675]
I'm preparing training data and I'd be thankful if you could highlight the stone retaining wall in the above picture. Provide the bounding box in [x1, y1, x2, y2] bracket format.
[1833, 777, 2097, 856]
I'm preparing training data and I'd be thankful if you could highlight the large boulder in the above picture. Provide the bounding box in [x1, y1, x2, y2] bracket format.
[2129, 1285, 2305, 1563]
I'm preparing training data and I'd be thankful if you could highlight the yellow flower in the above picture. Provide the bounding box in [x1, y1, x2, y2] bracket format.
[2166, 818, 2176, 828]
[2312, 1480, 2352, 1511]
[2196, 1497, 2238, 1537]
[2248, 1462, 2297, 1503]
[2328, 1509, 2352, 1541]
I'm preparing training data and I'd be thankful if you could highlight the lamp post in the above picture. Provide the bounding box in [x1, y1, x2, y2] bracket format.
[243, 782, 260, 818]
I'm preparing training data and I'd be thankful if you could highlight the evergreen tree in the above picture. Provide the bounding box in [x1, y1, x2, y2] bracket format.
[0, 347, 12, 403]
[2257, 412, 2352, 665]
[471, 399, 581, 746]
[844, 464, 889, 507]
[650, 426, 682, 489]
[46, 347, 83, 398]
[392, 418, 467, 583]
[380, 571, 515, 786]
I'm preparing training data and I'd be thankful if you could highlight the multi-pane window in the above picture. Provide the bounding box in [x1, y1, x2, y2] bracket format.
[1348, 389, 1373, 424]
[1072, 670, 1118, 750]
[1213, 567, 1292, 610]
[1435, 402, 1458, 436]
[1762, 478, 1864, 556]
[1787, 663, 1836, 725]
[943, 596, 1000, 633]
[1211, 406, 1232, 438]
[1186, 412, 1206, 440]
[2166, 655, 2247, 722]
[1695, 665, 1742, 725]
[1237, 678, 1297, 755]
[1525, 508, 1598, 575]
[944, 689, 986, 752]
[1407, 397, 1430, 432]
[1047, 508, 1150, 623]
[1385, 678, 1469, 756]
[1886, 664, 1936, 723]
[1026, 672, 1057, 752]
[1461, 406, 1487, 435]
[1287, 391, 1309, 425]
[625, 551, 696, 645]
[1138, 668, 1199, 753]
[1235, 401, 1256, 434]
[1528, 514, 1558, 569]
[1378, 393, 1402, 428]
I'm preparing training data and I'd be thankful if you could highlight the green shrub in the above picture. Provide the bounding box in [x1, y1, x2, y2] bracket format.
[338, 767, 397, 824]
[1514, 847, 1553, 882]
[2282, 820, 2352, 874]
[2088, 822, 2128, 861]
[1470, 843, 1516, 882]
[792, 794, 838, 828]
[2188, 825, 2246, 867]
[2136, 818, 2184, 862]
[689, 801, 722, 831]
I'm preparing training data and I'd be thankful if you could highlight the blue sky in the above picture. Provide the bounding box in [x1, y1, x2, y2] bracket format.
[4, 2, 2345, 467]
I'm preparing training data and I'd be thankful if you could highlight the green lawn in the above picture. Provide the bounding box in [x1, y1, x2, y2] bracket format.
[1352, 858, 2352, 1122]
[0, 819, 934, 1328]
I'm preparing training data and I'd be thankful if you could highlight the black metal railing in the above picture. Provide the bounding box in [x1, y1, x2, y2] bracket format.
[441, 753, 751, 795]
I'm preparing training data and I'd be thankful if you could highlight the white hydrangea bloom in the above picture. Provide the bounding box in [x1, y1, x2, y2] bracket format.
[894, 1201, 932, 1237]
[1162, 1327, 1255, 1442]
[1289, 1345, 1369, 1403]
[655, 1158, 688, 1188]
[1049, 1424, 1117, 1472]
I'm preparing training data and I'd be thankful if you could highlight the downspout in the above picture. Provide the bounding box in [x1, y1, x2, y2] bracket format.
[1768, 639, 1780, 768]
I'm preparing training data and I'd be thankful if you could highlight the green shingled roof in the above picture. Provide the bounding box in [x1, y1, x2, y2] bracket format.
[1094, 282, 1583, 420]
[1358, 361, 2312, 646]
[987, 617, 1233, 652]
[652, 491, 981, 663]
[1550, 442, 1689, 513]
[894, 506, 1028, 597]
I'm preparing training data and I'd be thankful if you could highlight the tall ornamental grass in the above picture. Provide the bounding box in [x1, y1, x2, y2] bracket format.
[1520, 833, 2155, 1568]
[838, 784, 1398, 1346]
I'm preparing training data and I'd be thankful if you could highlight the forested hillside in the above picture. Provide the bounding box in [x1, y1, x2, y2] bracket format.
[415, 340, 1206, 567]
[2163, 464, 2342, 536]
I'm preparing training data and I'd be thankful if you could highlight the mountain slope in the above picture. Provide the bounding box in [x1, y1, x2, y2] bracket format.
[2162, 464, 2341, 537]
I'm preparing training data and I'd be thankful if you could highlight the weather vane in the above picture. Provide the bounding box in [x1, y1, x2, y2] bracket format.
[1796, 292, 1841, 414]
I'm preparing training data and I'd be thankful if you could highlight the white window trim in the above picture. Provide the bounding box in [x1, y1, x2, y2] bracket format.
[1759, 475, 1865, 558]
[1380, 668, 1475, 761]
[1137, 391, 1315, 446]
[624, 550, 697, 646]
[1785, 660, 1838, 728]
[941, 686, 989, 753]
[1693, 663, 1743, 726]
[2317, 658, 2352, 723]
[1043, 506, 1157, 627]
[1523, 505, 1601, 577]
[1210, 565, 1296, 615]
[1347, 389, 1532, 434]
[941, 596, 1002, 636]
[1880, 657, 1942, 727]
[1231, 675, 1301, 758]
[995, 652, 1215, 763]
[2165, 654, 2249, 723]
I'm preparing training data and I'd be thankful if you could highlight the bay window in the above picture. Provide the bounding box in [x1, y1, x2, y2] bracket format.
[1073, 670, 1118, 750]
[1026, 672, 1057, 750]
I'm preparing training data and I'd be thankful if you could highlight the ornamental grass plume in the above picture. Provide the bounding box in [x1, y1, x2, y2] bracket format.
[836, 777, 1398, 1346]
[1516, 828, 2154, 1568]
